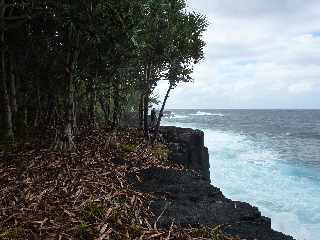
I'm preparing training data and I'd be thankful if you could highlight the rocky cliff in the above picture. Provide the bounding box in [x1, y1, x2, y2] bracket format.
[160, 126, 210, 181]
[133, 126, 295, 240]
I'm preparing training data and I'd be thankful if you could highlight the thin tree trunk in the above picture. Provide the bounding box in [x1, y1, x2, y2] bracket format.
[138, 93, 144, 129]
[9, 56, 17, 115]
[33, 82, 41, 128]
[89, 74, 97, 128]
[1, 30, 14, 140]
[153, 82, 173, 142]
[143, 64, 152, 138]
[65, 30, 80, 148]
[143, 91, 149, 138]
[65, 51, 75, 149]
[99, 95, 108, 124]
[108, 85, 112, 122]
[112, 81, 120, 127]
[46, 89, 55, 125]
[23, 107, 28, 128]
[73, 92, 77, 132]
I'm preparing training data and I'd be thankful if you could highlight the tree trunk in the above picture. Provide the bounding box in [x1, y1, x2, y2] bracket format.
[143, 92, 149, 138]
[33, 82, 41, 128]
[138, 93, 144, 129]
[143, 64, 152, 138]
[9, 56, 17, 115]
[1, 30, 14, 141]
[107, 86, 112, 124]
[89, 75, 97, 128]
[23, 107, 28, 129]
[112, 81, 120, 127]
[64, 51, 75, 150]
[46, 89, 55, 126]
[153, 82, 173, 142]
[73, 91, 78, 132]
[53, 49, 77, 150]
[56, 28, 80, 150]
[99, 95, 108, 124]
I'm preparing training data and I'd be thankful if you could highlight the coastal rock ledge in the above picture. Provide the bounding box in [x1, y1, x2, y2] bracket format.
[133, 126, 295, 240]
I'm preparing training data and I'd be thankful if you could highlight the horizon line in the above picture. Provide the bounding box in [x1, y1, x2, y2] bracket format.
[164, 108, 320, 110]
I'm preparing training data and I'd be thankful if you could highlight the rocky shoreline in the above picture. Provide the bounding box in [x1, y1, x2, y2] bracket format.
[133, 126, 295, 240]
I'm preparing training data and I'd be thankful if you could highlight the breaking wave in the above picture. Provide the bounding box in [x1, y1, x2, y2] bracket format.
[190, 111, 224, 117]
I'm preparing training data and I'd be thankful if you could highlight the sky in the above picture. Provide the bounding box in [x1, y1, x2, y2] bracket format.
[155, 0, 320, 109]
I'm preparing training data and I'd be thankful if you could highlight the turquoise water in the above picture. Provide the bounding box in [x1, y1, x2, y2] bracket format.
[163, 110, 320, 240]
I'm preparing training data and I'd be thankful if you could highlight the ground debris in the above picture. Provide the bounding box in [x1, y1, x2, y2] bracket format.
[0, 128, 237, 240]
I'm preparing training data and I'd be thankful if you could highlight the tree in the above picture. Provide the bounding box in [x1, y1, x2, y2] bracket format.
[153, 8, 208, 141]
[0, 0, 208, 148]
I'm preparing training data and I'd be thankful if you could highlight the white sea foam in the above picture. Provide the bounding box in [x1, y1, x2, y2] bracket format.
[163, 121, 320, 240]
[190, 111, 224, 117]
[204, 128, 320, 240]
[172, 114, 189, 119]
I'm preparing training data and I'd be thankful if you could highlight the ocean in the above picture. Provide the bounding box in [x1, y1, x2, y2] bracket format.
[162, 109, 320, 240]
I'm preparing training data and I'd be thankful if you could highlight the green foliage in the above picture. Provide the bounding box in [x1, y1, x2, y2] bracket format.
[151, 144, 169, 160]
[75, 222, 92, 240]
[0, 0, 208, 142]
[81, 201, 105, 223]
[0, 228, 24, 240]
[120, 144, 138, 154]
[190, 226, 226, 240]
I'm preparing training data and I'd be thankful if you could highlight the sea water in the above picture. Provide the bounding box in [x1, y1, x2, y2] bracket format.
[162, 110, 320, 240]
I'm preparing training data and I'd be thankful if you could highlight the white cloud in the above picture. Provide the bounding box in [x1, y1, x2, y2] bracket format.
[288, 82, 314, 95]
[155, 0, 320, 109]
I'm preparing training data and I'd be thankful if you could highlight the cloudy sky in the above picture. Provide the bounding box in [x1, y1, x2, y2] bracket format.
[155, 0, 320, 109]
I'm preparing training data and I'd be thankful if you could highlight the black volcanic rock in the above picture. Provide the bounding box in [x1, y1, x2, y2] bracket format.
[133, 126, 295, 240]
[160, 126, 210, 181]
